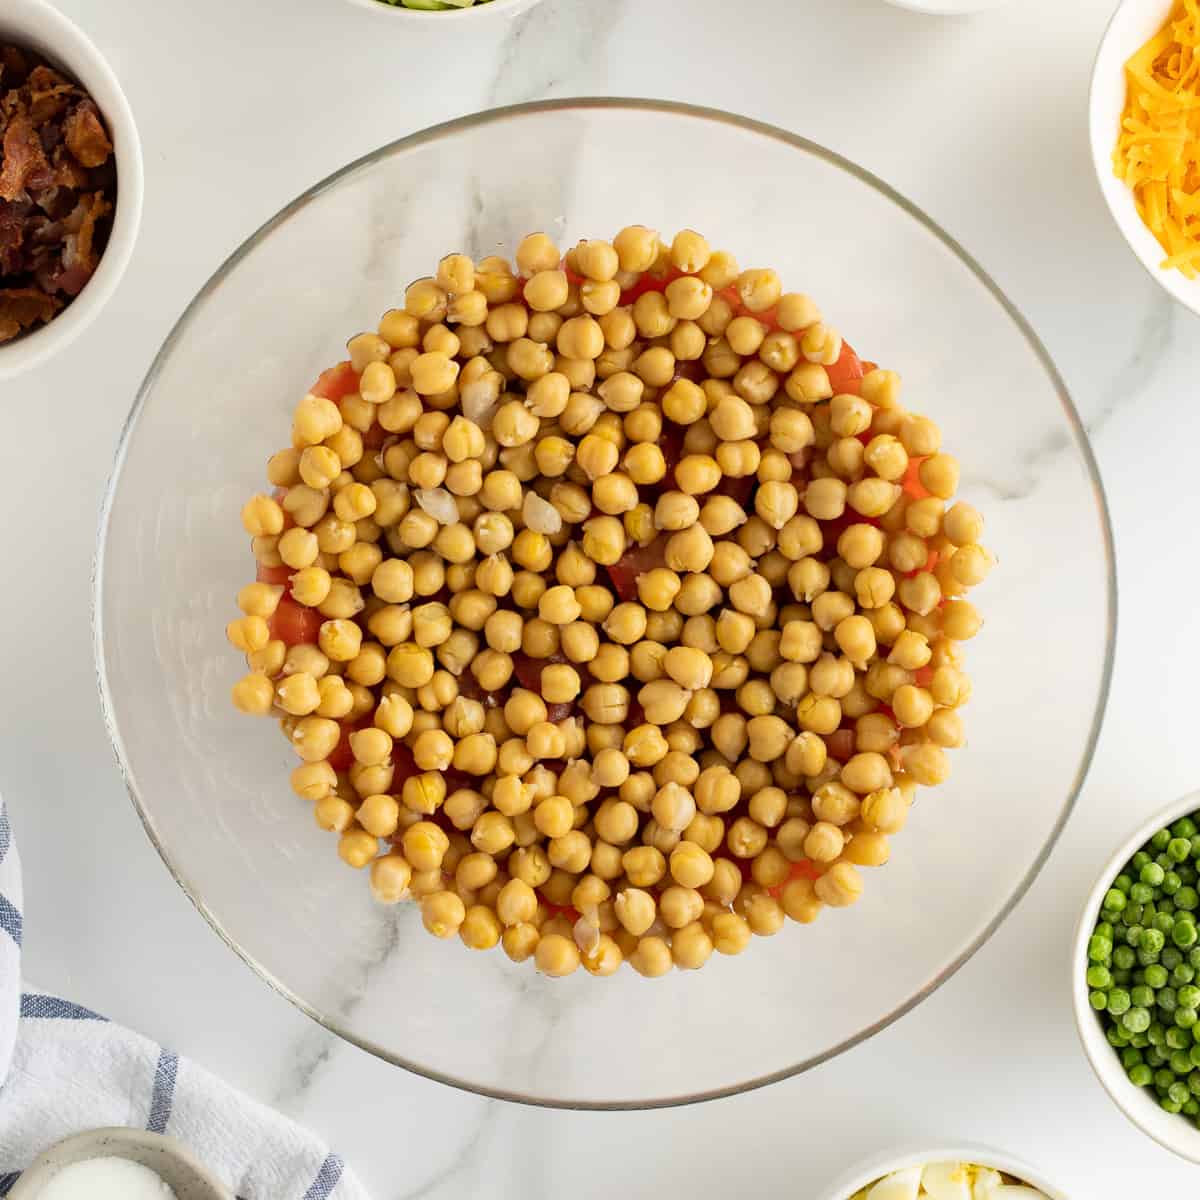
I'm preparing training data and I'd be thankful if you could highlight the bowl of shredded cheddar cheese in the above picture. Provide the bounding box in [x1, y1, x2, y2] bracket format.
[1091, 0, 1200, 314]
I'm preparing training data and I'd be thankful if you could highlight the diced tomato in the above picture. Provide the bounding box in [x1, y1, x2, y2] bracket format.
[256, 562, 293, 586]
[538, 899, 581, 924]
[902, 455, 930, 500]
[310, 361, 360, 404]
[269, 595, 323, 647]
[766, 857, 822, 899]
[618, 267, 679, 307]
[825, 342, 864, 395]
[327, 719, 365, 772]
[914, 665, 934, 688]
[512, 650, 558, 693]
[606, 535, 668, 602]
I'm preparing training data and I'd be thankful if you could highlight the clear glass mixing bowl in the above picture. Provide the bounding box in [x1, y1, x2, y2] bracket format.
[95, 100, 1115, 1109]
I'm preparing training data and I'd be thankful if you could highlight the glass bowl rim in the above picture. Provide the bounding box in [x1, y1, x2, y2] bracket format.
[92, 96, 1118, 1111]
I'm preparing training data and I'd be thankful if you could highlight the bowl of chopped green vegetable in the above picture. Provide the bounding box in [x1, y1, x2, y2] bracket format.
[341, 0, 546, 22]
[1074, 789, 1200, 1162]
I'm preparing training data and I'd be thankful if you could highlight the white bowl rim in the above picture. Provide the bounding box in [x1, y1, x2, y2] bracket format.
[0, 0, 144, 380]
[339, 0, 542, 20]
[9, 1127, 231, 1200]
[1087, 0, 1200, 317]
[1071, 788, 1200, 1162]
[815, 1142, 1070, 1200]
[93, 96, 1118, 1112]
[880, 0, 1013, 13]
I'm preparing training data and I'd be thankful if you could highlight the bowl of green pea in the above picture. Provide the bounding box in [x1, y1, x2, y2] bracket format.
[1074, 790, 1200, 1162]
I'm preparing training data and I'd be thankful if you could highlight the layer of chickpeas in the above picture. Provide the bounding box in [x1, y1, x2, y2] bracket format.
[228, 227, 992, 979]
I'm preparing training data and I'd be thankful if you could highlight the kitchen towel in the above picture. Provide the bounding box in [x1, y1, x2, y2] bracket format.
[0, 796, 368, 1199]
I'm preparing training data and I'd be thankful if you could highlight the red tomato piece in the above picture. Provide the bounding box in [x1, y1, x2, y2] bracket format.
[268, 595, 322, 647]
[606, 535, 668, 602]
[539, 900, 581, 924]
[766, 858, 821, 899]
[327, 719, 364, 772]
[658, 422, 686, 491]
[902, 455, 930, 499]
[618, 268, 679, 307]
[256, 562, 293, 586]
[310, 361, 360, 404]
[825, 342, 864, 395]
[914, 665, 934, 688]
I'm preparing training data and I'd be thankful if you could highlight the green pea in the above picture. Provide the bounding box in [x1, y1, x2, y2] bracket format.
[1147, 964, 1169, 988]
[1154, 913, 1176, 935]
[1149, 1025, 1167, 1048]
[1186, 1099, 1199, 1117]
[1107, 1025, 1127, 1047]
[1153, 830, 1173, 852]
[1142, 928, 1167, 955]
[1108, 988, 1132, 1015]
[1090, 990, 1108, 1011]
[1157, 1067, 1176, 1090]
[1122, 1046, 1143, 1068]
[1147, 1044, 1167, 1064]
[1143, 862, 1167, 887]
[1167, 1026, 1190, 1049]
[1165, 873, 1183, 896]
[1161, 898, 1178, 916]
[1180, 1009, 1200, 1030]
[1131, 883, 1154, 905]
[1180, 865, 1197, 885]
[1191, 834, 1200, 857]
[1189, 1044, 1200, 1069]
[1178, 985, 1200, 1009]
[1162, 1098, 1184, 1115]
[1124, 1007, 1152, 1033]
[1115, 873, 1133, 894]
[1170, 1081, 1192, 1105]
[1130, 1063, 1154, 1087]
[1190, 947, 1200, 969]
[1164, 946, 1184, 969]
[1104, 888, 1127, 913]
[1179, 887, 1200, 911]
[1169, 838, 1192, 864]
[1173, 817, 1198, 839]
[1132, 985, 1156, 1008]
[1158, 853, 1175, 871]
[1175, 921, 1200, 949]
[1191, 1071, 1200, 1096]
[1113, 968, 1132, 985]
[1174, 964, 1196, 986]
[1115, 945, 1136, 969]
[1133, 851, 1152, 871]
[1132, 1032, 1150, 1048]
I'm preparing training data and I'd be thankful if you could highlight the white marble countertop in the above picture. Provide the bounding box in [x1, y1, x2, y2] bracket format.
[3, 0, 1198, 1193]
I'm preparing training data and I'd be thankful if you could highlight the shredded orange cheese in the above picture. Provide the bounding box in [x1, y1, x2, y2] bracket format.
[1114, 0, 1200, 278]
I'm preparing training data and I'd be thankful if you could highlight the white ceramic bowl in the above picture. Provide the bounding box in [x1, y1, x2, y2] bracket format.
[880, 0, 1013, 14]
[0, 0, 143, 380]
[818, 1144, 1070, 1200]
[1089, 0, 1200, 316]
[340, 0, 546, 25]
[9, 1127, 231, 1200]
[1072, 789, 1200, 1162]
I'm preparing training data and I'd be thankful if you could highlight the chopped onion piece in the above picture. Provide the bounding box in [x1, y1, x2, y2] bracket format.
[415, 487, 458, 525]
[523, 490, 562, 535]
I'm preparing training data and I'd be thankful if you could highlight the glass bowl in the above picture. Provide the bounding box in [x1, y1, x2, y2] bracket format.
[95, 99, 1115, 1109]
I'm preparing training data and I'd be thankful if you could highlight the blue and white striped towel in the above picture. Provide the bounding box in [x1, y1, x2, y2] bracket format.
[0, 797, 367, 1199]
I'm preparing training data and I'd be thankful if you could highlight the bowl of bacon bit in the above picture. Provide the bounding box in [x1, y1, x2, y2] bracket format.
[1091, 0, 1200, 315]
[0, 0, 142, 379]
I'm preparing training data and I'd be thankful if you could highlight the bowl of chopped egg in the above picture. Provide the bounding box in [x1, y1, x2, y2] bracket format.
[1090, 0, 1200, 315]
[819, 1146, 1070, 1200]
[96, 99, 1113, 1108]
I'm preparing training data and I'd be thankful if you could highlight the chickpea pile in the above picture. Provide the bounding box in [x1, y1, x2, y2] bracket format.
[228, 227, 993, 979]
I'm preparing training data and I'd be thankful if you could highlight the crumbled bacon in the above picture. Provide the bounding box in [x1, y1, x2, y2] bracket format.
[64, 99, 111, 168]
[0, 286, 59, 342]
[0, 42, 116, 343]
[0, 116, 49, 201]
